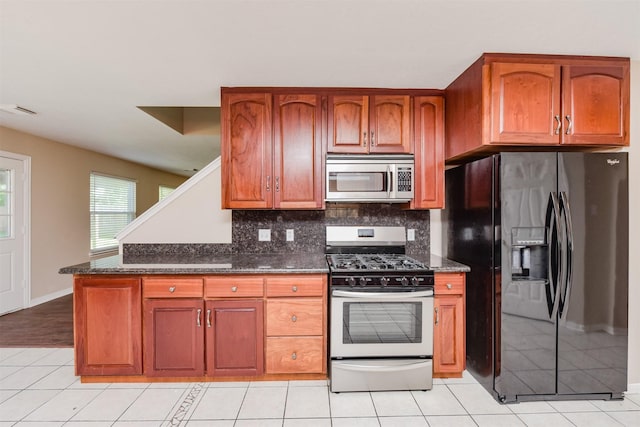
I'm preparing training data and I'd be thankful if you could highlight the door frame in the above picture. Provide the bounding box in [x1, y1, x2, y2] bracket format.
[0, 150, 31, 311]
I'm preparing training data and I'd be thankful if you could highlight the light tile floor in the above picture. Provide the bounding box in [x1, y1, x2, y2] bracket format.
[1, 348, 639, 426]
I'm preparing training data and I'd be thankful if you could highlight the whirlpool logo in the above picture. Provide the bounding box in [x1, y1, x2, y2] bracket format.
[607, 159, 621, 166]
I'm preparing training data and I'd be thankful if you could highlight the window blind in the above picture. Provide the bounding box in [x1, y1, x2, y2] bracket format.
[159, 185, 175, 201]
[90, 173, 136, 253]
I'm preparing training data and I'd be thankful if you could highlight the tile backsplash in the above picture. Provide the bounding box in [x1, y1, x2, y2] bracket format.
[232, 203, 430, 254]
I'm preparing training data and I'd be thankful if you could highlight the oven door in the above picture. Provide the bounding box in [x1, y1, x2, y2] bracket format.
[330, 289, 433, 358]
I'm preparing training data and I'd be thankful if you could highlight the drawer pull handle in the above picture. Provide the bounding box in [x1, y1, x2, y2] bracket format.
[291, 352, 297, 360]
[169, 286, 176, 293]
[447, 283, 452, 290]
[196, 309, 202, 327]
[231, 286, 238, 292]
[291, 315, 297, 322]
[292, 286, 298, 292]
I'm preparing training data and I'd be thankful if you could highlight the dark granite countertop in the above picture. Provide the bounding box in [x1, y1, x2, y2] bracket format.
[59, 252, 469, 275]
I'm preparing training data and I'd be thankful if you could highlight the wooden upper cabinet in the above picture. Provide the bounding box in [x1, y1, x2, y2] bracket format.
[369, 95, 412, 153]
[222, 92, 273, 209]
[411, 96, 444, 209]
[562, 64, 629, 145]
[445, 54, 630, 163]
[273, 94, 324, 209]
[489, 63, 561, 144]
[328, 94, 411, 154]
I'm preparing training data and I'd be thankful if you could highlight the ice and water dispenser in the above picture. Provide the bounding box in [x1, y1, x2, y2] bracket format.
[511, 227, 547, 281]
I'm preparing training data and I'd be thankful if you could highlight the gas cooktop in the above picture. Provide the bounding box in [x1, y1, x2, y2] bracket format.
[327, 253, 428, 272]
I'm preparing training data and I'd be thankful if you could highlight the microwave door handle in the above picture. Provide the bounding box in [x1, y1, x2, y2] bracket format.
[387, 165, 392, 198]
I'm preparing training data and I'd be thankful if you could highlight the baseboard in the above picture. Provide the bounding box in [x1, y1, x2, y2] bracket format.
[627, 382, 640, 394]
[29, 287, 73, 307]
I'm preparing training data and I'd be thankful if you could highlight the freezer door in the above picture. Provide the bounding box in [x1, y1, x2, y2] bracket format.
[556, 153, 628, 396]
[495, 152, 559, 400]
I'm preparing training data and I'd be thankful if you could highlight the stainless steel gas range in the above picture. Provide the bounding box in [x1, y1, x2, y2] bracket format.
[326, 226, 434, 393]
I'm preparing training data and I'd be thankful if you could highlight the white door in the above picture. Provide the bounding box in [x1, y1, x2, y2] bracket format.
[0, 153, 29, 315]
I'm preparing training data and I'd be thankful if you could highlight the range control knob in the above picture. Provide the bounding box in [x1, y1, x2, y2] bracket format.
[359, 276, 368, 287]
[411, 277, 420, 287]
[380, 277, 389, 287]
[400, 277, 409, 287]
[346, 277, 356, 287]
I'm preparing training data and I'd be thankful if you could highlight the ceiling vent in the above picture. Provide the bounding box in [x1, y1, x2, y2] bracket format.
[0, 104, 37, 115]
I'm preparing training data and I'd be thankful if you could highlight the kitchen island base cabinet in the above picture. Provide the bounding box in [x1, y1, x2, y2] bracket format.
[143, 299, 205, 377]
[74, 277, 142, 376]
[433, 273, 466, 378]
[207, 300, 264, 377]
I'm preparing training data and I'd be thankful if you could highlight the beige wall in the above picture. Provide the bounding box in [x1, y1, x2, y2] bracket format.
[0, 126, 187, 301]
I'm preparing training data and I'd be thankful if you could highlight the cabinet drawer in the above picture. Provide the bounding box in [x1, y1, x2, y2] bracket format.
[435, 273, 465, 295]
[266, 299, 323, 336]
[265, 336, 324, 374]
[205, 277, 264, 298]
[265, 275, 325, 297]
[142, 278, 203, 298]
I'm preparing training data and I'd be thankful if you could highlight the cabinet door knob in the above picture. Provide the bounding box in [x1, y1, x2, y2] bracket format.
[196, 308, 202, 327]
[370, 131, 375, 146]
[169, 286, 176, 293]
[292, 286, 298, 292]
[363, 131, 367, 147]
[206, 309, 212, 328]
[231, 286, 238, 292]
[435, 307, 439, 325]
[447, 283, 452, 290]
[291, 315, 297, 322]
[266, 175, 271, 192]
[291, 352, 297, 360]
[275, 176, 280, 192]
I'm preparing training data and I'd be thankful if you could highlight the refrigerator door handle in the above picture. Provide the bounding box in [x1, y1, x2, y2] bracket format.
[558, 191, 574, 319]
[545, 192, 562, 319]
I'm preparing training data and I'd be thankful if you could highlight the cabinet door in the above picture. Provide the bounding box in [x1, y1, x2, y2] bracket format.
[434, 273, 466, 377]
[369, 95, 412, 153]
[74, 277, 142, 376]
[489, 63, 561, 145]
[143, 299, 205, 377]
[222, 92, 273, 208]
[273, 94, 324, 209]
[412, 96, 444, 209]
[433, 295, 465, 377]
[562, 64, 629, 146]
[328, 95, 368, 153]
[206, 300, 264, 376]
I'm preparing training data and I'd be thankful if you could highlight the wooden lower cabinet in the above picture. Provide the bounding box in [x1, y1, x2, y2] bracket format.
[74, 276, 142, 376]
[143, 298, 205, 377]
[206, 299, 264, 376]
[433, 273, 466, 378]
[266, 336, 324, 374]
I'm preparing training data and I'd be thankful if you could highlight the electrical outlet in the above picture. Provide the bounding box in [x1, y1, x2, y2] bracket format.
[407, 229, 416, 241]
[286, 229, 295, 241]
[258, 229, 271, 241]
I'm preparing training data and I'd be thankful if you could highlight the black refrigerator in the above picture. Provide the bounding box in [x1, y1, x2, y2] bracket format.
[444, 152, 628, 403]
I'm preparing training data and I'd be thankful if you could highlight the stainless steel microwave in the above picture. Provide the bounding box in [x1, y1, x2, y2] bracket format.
[325, 154, 414, 203]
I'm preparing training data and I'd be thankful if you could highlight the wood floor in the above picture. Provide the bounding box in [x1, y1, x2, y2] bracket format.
[0, 294, 73, 347]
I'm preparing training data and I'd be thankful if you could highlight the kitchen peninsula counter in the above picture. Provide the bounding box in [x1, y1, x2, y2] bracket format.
[59, 252, 469, 275]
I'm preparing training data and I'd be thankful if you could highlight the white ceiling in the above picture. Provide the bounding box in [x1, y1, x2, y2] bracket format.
[1, 0, 639, 177]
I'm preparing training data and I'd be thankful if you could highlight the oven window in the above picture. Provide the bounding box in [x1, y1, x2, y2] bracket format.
[342, 301, 422, 344]
[328, 172, 385, 192]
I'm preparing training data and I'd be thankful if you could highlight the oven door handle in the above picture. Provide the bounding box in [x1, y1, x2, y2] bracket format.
[332, 289, 433, 298]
